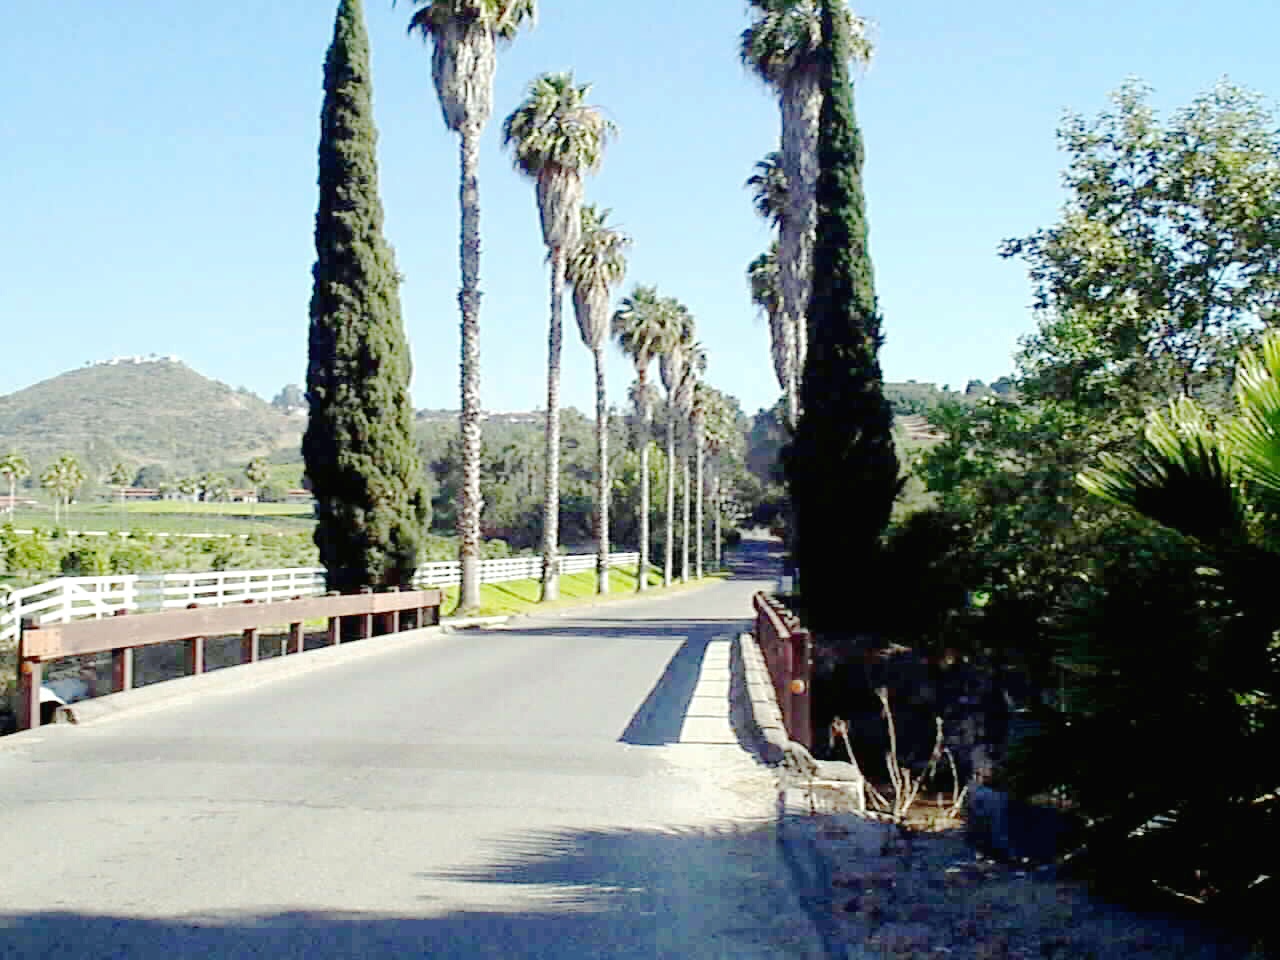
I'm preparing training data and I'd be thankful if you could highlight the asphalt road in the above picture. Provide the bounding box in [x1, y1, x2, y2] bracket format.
[0, 541, 825, 959]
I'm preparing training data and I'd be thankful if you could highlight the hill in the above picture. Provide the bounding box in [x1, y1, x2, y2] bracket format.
[0, 358, 302, 477]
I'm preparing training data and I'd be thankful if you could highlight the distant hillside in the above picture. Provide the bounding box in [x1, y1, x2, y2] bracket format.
[0, 359, 302, 476]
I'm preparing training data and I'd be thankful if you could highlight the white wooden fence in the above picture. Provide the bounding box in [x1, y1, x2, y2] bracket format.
[0, 552, 640, 646]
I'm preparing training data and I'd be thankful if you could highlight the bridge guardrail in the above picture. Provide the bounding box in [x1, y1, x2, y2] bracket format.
[16, 587, 444, 731]
[752, 592, 813, 749]
[0, 552, 641, 645]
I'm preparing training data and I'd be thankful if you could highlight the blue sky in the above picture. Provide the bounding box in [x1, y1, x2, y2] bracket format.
[5, 1, 1279, 419]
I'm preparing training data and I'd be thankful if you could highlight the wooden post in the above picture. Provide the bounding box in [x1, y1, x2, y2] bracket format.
[112, 647, 134, 692]
[242, 628, 259, 663]
[288, 621, 304, 655]
[328, 616, 340, 645]
[359, 586, 373, 639]
[17, 618, 43, 730]
[186, 636, 205, 676]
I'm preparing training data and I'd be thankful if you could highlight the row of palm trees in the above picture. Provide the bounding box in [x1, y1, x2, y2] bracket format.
[742, 0, 874, 428]
[0, 452, 86, 526]
[403, 0, 735, 608]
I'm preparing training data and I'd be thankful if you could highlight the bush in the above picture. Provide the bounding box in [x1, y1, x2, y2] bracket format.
[60, 541, 112, 576]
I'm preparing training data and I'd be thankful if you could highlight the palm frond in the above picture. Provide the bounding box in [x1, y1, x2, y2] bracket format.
[1227, 331, 1280, 510]
[1079, 397, 1250, 549]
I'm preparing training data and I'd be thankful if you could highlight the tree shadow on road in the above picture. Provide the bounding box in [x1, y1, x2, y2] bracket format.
[0, 821, 832, 960]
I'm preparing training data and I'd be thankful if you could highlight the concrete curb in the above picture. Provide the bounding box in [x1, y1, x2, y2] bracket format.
[733, 631, 873, 960]
[43, 625, 451, 731]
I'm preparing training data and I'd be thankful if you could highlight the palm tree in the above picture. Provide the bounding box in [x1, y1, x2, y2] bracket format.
[659, 300, 695, 587]
[567, 204, 632, 595]
[404, 0, 536, 614]
[0, 452, 30, 518]
[742, 0, 872, 421]
[107, 461, 132, 531]
[41, 454, 86, 527]
[676, 342, 706, 583]
[747, 244, 792, 422]
[245, 457, 270, 520]
[503, 71, 615, 602]
[1072, 334, 1280, 908]
[613, 285, 679, 590]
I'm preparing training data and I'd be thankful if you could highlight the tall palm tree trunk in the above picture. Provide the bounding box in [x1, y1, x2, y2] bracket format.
[638, 427, 650, 592]
[713, 472, 722, 569]
[664, 419, 675, 587]
[779, 70, 822, 426]
[457, 127, 484, 613]
[593, 344, 609, 594]
[680, 432, 690, 583]
[540, 253, 566, 602]
[695, 435, 704, 579]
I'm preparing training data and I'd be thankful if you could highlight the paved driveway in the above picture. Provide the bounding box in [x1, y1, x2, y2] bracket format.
[0, 542, 825, 958]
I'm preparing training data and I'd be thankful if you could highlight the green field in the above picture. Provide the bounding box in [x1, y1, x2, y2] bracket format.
[6, 501, 315, 536]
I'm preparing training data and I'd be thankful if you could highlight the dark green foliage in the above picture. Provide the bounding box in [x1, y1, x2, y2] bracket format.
[303, 0, 429, 593]
[786, 0, 900, 646]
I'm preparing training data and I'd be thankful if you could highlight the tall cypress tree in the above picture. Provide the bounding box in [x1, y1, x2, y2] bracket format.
[304, 0, 429, 593]
[786, 0, 899, 647]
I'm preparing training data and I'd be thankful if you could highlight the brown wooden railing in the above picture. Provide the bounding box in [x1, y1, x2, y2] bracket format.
[752, 592, 812, 748]
[17, 587, 442, 731]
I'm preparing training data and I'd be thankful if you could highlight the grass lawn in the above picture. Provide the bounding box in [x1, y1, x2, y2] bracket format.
[7, 502, 314, 536]
[435, 566, 730, 618]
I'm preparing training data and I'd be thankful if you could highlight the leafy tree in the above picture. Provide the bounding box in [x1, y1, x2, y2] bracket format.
[404, 0, 535, 614]
[613, 285, 681, 589]
[304, 0, 430, 593]
[742, 0, 873, 425]
[271, 384, 305, 411]
[1003, 79, 1280, 409]
[503, 72, 614, 601]
[245, 457, 270, 519]
[0, 452, 29, 517]
[567, 204, 631, 594]
[786, 0, 899, 648]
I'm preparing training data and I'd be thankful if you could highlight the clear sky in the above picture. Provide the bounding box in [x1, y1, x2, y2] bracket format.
[5, 1, 1279, 419]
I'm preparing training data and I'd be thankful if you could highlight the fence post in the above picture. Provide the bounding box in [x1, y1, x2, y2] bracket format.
[358, 586, 373, 639]
[241, 600, 259, 662]
[111, 609, 134, 692]
[288, 621, 304, 655]
[17, 618, 43, 731]
[326, 591, 341, 645]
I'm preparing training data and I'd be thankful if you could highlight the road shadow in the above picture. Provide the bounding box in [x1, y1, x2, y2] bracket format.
[0, 818, 1246, 960]
[0, 822, 834, 960]
[617, 633, 710, 745]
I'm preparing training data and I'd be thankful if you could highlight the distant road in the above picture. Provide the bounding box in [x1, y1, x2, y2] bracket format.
[0, 540, 825, 959]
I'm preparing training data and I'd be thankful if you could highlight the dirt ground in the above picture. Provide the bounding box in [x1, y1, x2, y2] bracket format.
[795, 795, 1259, 960]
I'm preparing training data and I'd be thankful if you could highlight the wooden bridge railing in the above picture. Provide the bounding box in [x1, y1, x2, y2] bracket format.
[752, 592, 812, 749]
[17, 587, 442, 731]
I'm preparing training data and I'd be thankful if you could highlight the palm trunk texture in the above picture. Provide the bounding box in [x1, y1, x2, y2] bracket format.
[780, 71, 822, 427]
[638, 424, 650, 592]
[664, 420, 675, 587]
[457, 128, 484, 613]
[594, 345, 609, 594]
[540, 252, 566, 602]
[695, 435, 704, 579]
[680, 435, 690, 583]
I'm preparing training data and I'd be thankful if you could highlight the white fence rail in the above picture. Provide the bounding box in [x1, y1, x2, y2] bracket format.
[0, 552, 641, 646]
